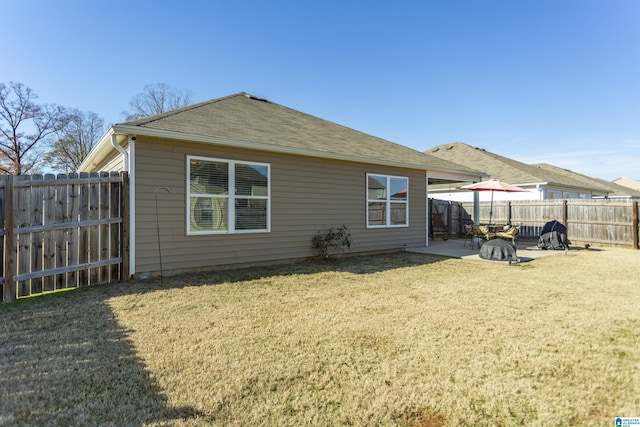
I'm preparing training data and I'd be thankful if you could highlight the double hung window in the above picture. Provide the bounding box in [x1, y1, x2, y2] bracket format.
[367, 174, 408, 227]
[187, 156, 270, 234]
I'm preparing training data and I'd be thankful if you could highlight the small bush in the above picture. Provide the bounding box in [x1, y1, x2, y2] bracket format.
[311, 225, 352, 259]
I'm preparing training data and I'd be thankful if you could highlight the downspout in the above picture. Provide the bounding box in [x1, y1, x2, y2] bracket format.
[111, 134, 129, 172]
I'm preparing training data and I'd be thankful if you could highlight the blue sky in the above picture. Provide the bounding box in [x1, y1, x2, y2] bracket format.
[1, 0, 638, 180]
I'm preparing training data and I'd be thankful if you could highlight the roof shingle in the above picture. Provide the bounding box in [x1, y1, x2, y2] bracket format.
[426, 142, 611, 193]
[124, 92, 476, 173]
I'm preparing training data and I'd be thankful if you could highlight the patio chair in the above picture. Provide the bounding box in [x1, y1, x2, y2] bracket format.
[430, 212, 449, 240]
[474, 224, 490, 240]
[465, 224, 489, 249]
[494, 225, 519, 247]
[463, 223, 474, 247]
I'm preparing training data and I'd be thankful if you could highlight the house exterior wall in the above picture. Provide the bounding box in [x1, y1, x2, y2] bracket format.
[91, 150, 125, 172]
[133, 137, 427, 274]
[613, 177, 640, 192]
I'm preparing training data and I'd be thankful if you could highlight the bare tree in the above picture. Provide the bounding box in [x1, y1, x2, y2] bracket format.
[0, 81, 70, 175]
[122, 83, 193, 121]
[44, 109, 105, 173]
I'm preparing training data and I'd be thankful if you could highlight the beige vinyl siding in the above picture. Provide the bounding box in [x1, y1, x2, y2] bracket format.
[89, 150, 125, 173]
[134, 137, 427, 274]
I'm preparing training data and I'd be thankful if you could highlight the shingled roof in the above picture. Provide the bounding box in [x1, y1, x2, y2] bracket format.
[426, 142, 611, 194]
[118, 92, 476, 174]
[533, 163, 640, 198]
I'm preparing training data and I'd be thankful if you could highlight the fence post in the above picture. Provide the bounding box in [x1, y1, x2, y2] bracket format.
[3, 175, 15, 302]
[446, 201, 452, 238]
[633, 201, 639, 250]
[562, 200, 568, 226]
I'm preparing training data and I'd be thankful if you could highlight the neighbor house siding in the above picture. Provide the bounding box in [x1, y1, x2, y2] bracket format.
[134, 137, 427, 274]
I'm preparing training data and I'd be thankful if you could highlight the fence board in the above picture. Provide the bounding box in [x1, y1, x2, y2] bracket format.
[54, 174, 68, 289]
[43, 174, 56, 291]
[30, 174, 44, 294]
[1, 172, 128, 302]
[0, 176, 5, 288]
[110, 172, 121, 281]
[15, 257, 122, 281]
[78, 172, 90, 287]
[89, 172, 100, 285]
[634, 202, 639, 249]
[99, 172, 110, 282]
[16, 175, 32, 297]
[67, 173, 79, 289]
[2, 175, 13, 301]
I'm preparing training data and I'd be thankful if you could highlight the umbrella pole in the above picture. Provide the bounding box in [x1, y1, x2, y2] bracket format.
[489, 190, 494, 226]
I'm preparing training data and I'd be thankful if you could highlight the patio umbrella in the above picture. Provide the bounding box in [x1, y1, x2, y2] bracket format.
[460, 179, 528, 225]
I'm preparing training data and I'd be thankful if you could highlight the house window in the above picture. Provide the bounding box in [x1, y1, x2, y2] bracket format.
[547, 190, 562, 199]
[187, 156, 270, 234]
[367, 174, 408, 227]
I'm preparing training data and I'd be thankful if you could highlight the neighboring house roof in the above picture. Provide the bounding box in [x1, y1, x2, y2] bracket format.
[613, 177, 640, 192]
[534, 164, 640, 199]
[425, 142, 611, 195]
[82, 92, 480, 180]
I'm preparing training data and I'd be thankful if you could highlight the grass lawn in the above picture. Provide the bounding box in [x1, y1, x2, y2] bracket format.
[1, 247, 639, 426]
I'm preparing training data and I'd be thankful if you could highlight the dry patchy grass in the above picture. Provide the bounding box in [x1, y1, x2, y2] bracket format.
[1, 248, 639, 426]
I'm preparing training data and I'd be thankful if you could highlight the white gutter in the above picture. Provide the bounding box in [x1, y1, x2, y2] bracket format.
[111, 134, 129, 172]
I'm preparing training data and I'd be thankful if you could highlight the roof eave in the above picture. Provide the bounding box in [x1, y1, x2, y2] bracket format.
[79, 127, 119, 172]
[88, 124, 482, 178]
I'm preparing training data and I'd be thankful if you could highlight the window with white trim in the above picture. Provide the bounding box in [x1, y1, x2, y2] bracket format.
[187, 156, 270, 234]
[367, 174, 408, 227]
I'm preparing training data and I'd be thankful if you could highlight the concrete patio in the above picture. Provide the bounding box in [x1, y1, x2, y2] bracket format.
[407, 238, 572, 262]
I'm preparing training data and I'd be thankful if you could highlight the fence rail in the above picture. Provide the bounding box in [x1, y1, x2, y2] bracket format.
[431, 198, 639, 249]
[2, 172, 129, 303]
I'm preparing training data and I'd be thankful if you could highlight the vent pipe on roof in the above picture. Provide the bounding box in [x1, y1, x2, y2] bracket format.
[111, 134, 130, 172]
[245, 93, 270, 102]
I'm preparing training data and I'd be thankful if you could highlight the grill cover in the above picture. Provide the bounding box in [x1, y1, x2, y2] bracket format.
[479, 239, 518, 262]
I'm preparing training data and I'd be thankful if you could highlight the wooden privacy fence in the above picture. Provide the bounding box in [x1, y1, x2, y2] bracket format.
[431, 198, 640, 249]
[1, 172, 130, 303]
